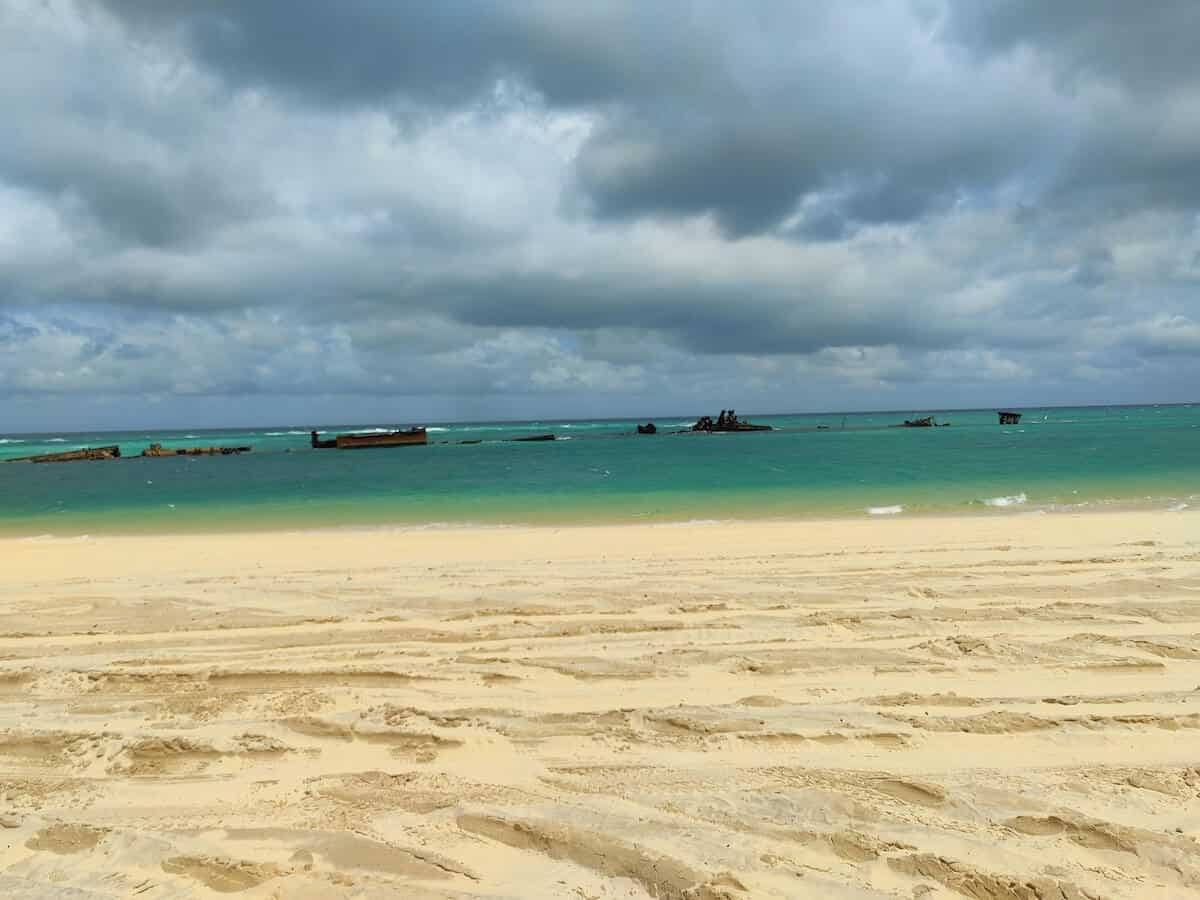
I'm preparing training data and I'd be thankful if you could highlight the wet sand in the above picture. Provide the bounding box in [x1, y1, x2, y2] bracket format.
[0, 512, 1198, 898]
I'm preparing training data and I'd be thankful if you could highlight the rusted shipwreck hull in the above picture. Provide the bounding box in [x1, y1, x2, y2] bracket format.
[311, 428, 427, 449]
[691, 418, 772, 433]
[142, 443, 251, 457]
[710, 422, 771, 432]
[7, 445, 121, 463]
[900, 415, 950, 427]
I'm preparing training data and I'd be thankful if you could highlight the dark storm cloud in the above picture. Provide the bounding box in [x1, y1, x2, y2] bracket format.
[97, 0, 713, 109]
[944, 1, 1200, 93]
[97, 1, 1039, 235]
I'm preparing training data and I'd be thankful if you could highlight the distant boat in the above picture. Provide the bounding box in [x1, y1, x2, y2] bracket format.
[997, 411, 1022, 425]
[311, 428, 426, 449]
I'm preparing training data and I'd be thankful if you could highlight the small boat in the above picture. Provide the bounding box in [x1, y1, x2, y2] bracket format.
[6, 445, 121, 463]
[311, 428, 427, 449]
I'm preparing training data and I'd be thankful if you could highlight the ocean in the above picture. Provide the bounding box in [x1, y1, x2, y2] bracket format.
[0, 405, 1196, 536]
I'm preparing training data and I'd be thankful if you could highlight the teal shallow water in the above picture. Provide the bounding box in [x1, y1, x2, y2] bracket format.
[1, 406, 1197, 535]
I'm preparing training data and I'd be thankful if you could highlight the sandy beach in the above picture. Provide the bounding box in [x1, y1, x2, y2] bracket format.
[0, 511, 1197, 898]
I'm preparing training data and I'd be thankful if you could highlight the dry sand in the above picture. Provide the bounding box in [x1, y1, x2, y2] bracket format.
[0, 511, 1197, 898]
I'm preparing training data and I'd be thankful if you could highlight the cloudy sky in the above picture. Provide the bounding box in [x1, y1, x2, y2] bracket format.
[2, 1, 1198, 429]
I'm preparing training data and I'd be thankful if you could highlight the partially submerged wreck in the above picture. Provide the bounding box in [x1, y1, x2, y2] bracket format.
[311, 428, 427, 449]
[901, 416, 950, 428]
[142, 443, 250, 457]
[6, 445, 121, 463]
[636, 423, 657, 434]
[998, 411, 1022, 425]
[692, 410, 771, 433]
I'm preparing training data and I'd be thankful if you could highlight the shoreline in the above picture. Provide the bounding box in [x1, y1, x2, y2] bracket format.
[0, 497, 1192, 541]
[4, 506, 1195, 563]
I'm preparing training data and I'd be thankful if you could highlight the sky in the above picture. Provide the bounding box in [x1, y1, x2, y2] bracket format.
[1, 0, 1199, 430]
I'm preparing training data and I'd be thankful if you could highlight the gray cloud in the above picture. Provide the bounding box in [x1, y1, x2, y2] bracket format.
[1, 0, 1199, 429]
[944, 1, 1200, 94]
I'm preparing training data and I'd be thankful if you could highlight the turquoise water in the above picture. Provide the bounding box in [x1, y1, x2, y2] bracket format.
[0, 406, 1197, 535]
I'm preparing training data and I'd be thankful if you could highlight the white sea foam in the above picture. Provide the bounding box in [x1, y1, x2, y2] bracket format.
[1168, 502, 1189, 512]
[983, 493, 1027, 507]
[426, 427, 448, 432]
[0, 438, 24, 444]
[867, 505, 904, 515]
[47, 438, 66, 442]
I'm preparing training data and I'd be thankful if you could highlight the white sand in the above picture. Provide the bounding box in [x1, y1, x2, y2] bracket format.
[0, 512, 1197, 897]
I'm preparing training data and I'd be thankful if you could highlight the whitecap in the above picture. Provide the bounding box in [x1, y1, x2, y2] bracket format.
[0, 438, 24, 444]
[425, 427, 448, 432]
[867, 505, 904, 515]
[1168, 502, 1189, 512]
[984, 493, 1027, 507]
[47, 438, 66, 442]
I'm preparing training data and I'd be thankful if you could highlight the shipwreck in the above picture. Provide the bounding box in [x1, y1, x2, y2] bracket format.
[692, 410, 771, 433]
[142, 443, 251, 457]
[311, 428, 427, 449]
[6, 445, 121, 463]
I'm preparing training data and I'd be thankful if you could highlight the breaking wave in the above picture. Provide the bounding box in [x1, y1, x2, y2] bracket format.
[983, 493, 1028, 507]
[867, 505, 904, 515]
[0, 438, 25, 444]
